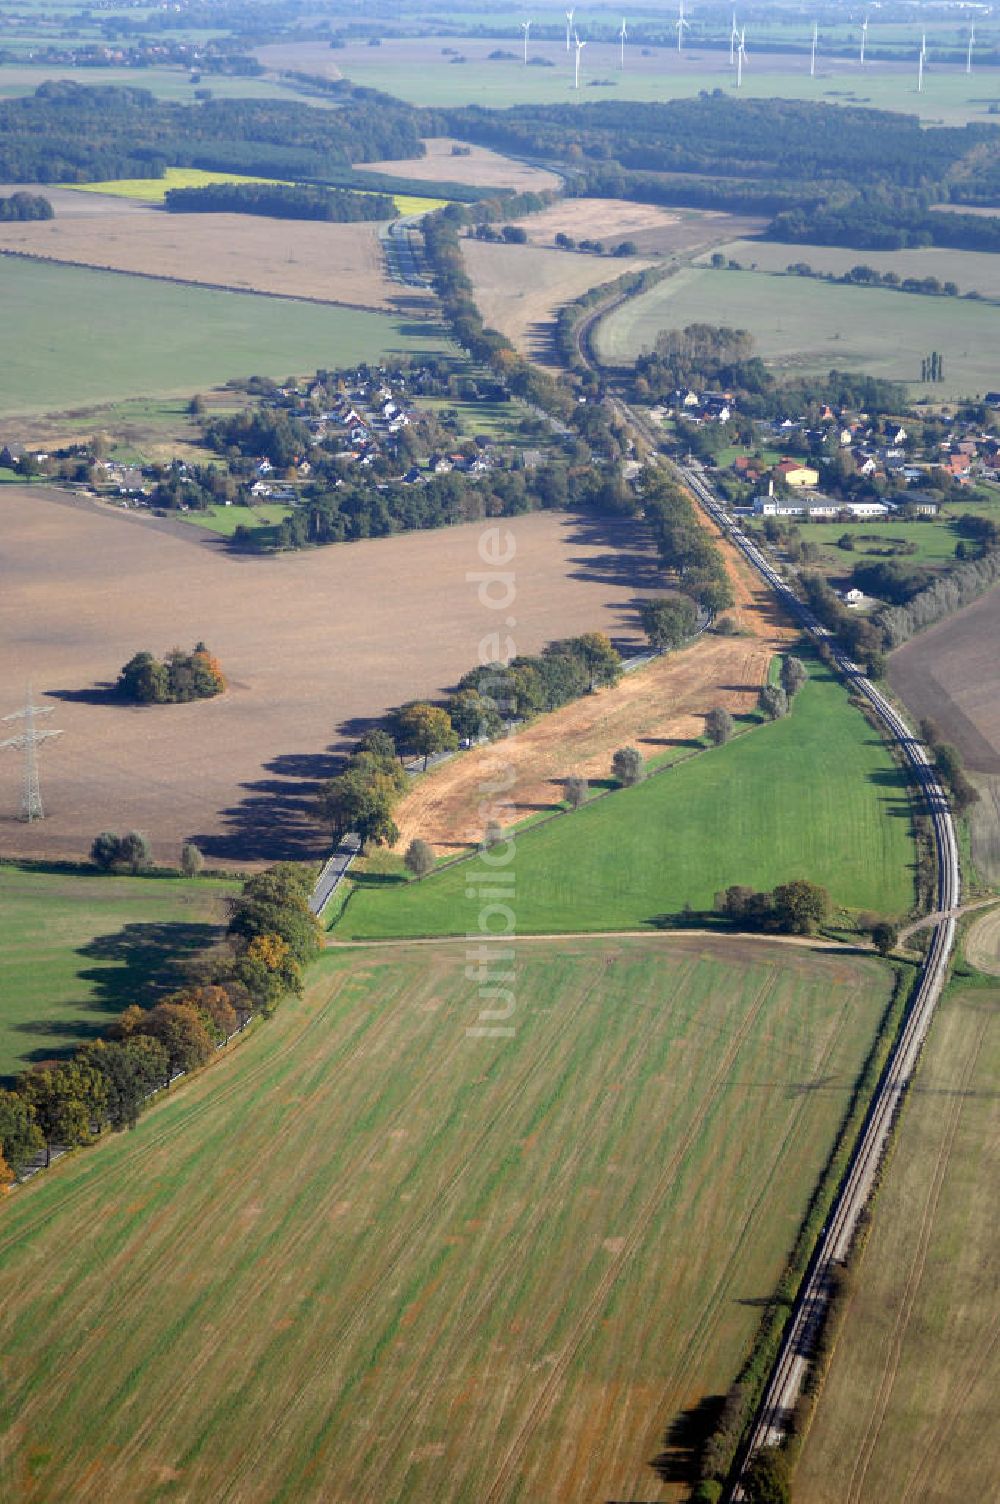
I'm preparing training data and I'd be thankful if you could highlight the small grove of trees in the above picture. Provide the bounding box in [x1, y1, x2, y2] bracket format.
[117, 643, 225, 705]
[780, 654, 808, 700]
[0, 190, 53, 221]
[91, 830, 152, 873]
[716, 879, 831, 934]
[612, 746, 644, 786]
[394, 701, 459, 770]
[164, 180, 395, 222]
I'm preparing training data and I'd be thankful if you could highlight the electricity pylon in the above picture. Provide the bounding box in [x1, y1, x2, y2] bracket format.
[1, 689, 63, 821]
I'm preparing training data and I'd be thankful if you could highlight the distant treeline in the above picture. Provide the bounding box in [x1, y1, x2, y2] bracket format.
[164, 181, 395, 221]
[0, 190, 53, 220]
[433, 97, 991, 195]
[0, 80, 422, 185]
[770, 200, 1000, 255]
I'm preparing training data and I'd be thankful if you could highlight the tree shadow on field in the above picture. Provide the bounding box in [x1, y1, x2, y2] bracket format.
[650, 1394, 727, 1488]
[76, 919, 223, 1016]
[45, 681, 118, 706]
[191, 746, 348, 865]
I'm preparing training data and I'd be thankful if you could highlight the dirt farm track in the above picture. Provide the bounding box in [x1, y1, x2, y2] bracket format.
[0, 488, 661, 868]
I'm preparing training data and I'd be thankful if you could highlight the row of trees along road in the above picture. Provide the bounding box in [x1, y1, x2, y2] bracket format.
[315, 633, 624, 849]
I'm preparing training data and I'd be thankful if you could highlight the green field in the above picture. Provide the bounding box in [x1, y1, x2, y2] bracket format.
[793, 519, 968, 567]
[336, 663, 916, 940]
[324, 36, 1000, 123]
[595, 266, 1000, 399]
[700, 240, 1000, 302]
[181, 501, 294, 535]
[796, 981, 1000, 1503]
[0, 935, 897, 1503]
[0, 864, 236, 1081]
[0, 259, 450, 418]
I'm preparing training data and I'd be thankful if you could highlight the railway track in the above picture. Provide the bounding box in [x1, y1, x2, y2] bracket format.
[673, 457, 960, 1493]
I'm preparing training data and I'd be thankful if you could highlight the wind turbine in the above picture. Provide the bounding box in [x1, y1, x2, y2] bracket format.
[917, 33, 926, 93]
[619, 17, 628, 70]
[730, 11, 738, 66]
[676, 0, 690, 55]
[967, 22, 975, 75]
[859, 14, 868, 66]
[736, 26, 746, 88]
[521, 17, 531, 65]
[565, 9, 574, 51]
[573, 30, 586, 89]
[810, 20, 818, 77]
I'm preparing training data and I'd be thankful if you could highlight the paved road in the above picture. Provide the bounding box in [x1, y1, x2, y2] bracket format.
[309, 833, 361, 917]
[674, 459, 960, 1493]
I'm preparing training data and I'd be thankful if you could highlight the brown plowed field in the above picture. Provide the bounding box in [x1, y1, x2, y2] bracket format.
[396, 509, 797, 852]
[365, 136, 560, 194]
[0, 210, 417, 311]
[509, 198, 768, 256]
[462, 240, 655, 366]
[0, 490, 657, 869]
[889, 582, 1000, 775]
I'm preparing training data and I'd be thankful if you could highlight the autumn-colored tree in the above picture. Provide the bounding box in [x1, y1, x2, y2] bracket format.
[0, 1148, 14, 1195]
[568, 631, 621, 691]
[394, 701, 459, 769]
[167, 984, 238, 1043]
[131, 1002, 215, 1078]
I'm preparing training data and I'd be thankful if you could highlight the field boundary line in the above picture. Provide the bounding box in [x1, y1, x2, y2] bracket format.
[0, 247, 418, 318]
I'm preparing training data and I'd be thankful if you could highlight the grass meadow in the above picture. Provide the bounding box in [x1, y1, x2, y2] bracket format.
[795, 980, 1000, 1503]
[0, 864, 235, 1081]
[700, 240, 1000, 302]
[791, 519, 968, 567]
[181, 501, 294, 536]
[0, 259, 449, 417]
[0, 935, 897, 1503]
[595, 266, 1000, 399]
[336, 662, 916, 940]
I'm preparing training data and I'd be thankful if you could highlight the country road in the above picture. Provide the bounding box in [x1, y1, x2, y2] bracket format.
[673, 457, 961, 1494]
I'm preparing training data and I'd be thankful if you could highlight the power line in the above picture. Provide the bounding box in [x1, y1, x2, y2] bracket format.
[1, 688, 63, 822]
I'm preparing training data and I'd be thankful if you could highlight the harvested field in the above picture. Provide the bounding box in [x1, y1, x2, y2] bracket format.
[396, 510, 796, 853]
[462, 239, 655, 366]
[700, 238, 1000, 301]
[796, 985, 1000, 1504]
[0, 490, 657, 868]
[365, 136, 560, 194]
[0, 182, 151, 217]
[969, 774, 1000, 886]
[0, 935, 898, 1504]
[0, 210, 420, 311]
[965, 905, 1000, 975]
[510, 198, 767, 256]
[889, 581, 1000, 775]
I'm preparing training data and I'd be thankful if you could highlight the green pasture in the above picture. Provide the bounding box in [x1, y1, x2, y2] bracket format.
[595, 266, 1000, 400]
[0, 259, 450, 419]
[327, 36, 1000, 123]
[181, 501, 295, 536]
[0, 935, 896, 1502]
[0, 864, 235, 1080]
[336, 661, 916, 940]
[700, 241, 1000, 302]
[793, 519, 968, 567]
